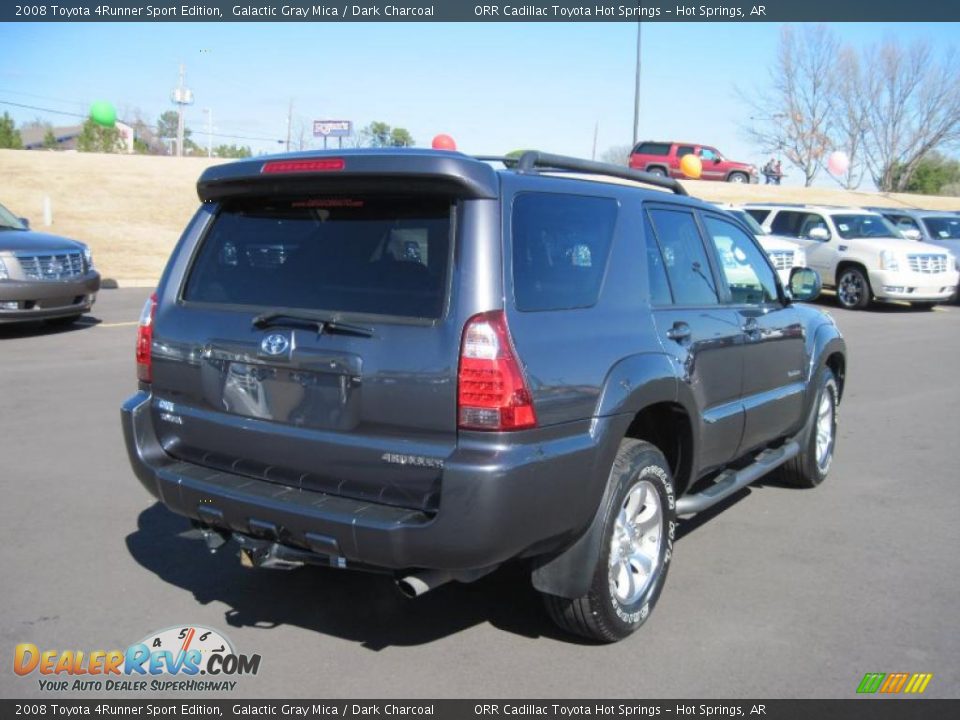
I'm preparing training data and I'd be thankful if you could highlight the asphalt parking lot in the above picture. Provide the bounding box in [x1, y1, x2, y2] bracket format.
[1, 289, 958, 699]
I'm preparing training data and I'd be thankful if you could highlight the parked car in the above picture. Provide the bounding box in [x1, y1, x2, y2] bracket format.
[743, 204, 959, 310]
[123, 150, 845, 642]
[870, 209, 960, 302]
[0, 202, 100, 325]
[628, 141, 758, 183]
[714, 203, 806, 288]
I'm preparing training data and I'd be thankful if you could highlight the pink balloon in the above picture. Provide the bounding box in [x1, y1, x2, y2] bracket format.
[827, 150, 849, 176]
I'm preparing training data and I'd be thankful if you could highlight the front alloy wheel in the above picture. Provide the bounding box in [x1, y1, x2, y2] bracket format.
[837, 268, 871, 309]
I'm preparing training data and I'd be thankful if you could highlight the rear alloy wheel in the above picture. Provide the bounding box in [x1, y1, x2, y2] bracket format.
[646, 167, 667, 177]
[727, 172, 749, 183]
[836, 267, 871, 310]
[543, 439, 675, 643]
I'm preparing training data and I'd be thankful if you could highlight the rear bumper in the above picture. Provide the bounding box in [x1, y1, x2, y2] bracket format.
[122, 391, 617, 572]
[0, 272, 100, 323]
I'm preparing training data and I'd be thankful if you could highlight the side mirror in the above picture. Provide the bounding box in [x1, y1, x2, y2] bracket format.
[808, 226, 830, 241]
[789, 268, 822, 302]
[18, 217, 30, 229]
[902, 228, 921, 241]
[713, 157, 722, 164]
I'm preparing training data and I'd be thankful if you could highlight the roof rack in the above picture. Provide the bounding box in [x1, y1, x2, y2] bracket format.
[511, 151, 688, 196]
[474, 155, 519, 167]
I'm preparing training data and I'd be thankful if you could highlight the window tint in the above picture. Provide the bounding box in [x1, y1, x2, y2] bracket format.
[832, 214, 898, 239]
[512, 193, 617, 312]
[769, 211, 807, 238]
[644, 215, 673, 306]
[677, 146, 696, 158]
[183, 196, 451, 319]
[635, 142, 671, 156]
[923, 216, 960, 239]
[744, 208, 771, 225]
[703, 215, 779, 305]
[647, 208, 718, 306]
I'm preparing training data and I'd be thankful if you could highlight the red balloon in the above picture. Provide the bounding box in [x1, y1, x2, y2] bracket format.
[431, 134, 457, 150]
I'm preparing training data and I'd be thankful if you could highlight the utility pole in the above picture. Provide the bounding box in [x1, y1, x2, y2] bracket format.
[592, 120, 599, 161]
[632, 23, 642, 146]
[203, 108, 212, 158]
[285, 99, 293, 153]
[170, 63, 193, 157]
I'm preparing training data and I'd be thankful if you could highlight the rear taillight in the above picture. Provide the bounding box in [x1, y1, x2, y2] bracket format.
[457, 311, 537, 431]
[261, 158, 345, 174]
[135, 292, 158, 383]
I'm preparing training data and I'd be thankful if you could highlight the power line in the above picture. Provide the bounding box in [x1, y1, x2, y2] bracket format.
[0, 98, 284, 144]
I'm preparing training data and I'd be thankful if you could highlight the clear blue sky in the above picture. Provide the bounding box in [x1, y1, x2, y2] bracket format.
[0, 21, 956, 185]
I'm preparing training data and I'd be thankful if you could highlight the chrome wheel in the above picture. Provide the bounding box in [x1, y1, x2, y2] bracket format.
[729, 173, 748, 183]
[608, 480, 663, 606]
[815, 389, 835, 472]
[838, 271, 865, 308]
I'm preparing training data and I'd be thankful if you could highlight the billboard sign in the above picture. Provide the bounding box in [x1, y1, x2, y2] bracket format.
[313, 120, 353, 138]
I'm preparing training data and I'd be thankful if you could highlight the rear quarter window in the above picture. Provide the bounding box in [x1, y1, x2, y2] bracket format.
[634, 142, 671, 156]
[511, 193, 618, 312]
[182, 196, 452, 319]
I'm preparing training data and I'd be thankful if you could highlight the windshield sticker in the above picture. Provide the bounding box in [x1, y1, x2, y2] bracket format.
[838, 224, 850, 232]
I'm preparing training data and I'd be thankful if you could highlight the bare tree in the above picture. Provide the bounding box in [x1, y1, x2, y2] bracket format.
[741, 25, 838, 186]
[856, 40, 960, 192]
[830, 47, 870, 189]
[600, 144, 633, 166]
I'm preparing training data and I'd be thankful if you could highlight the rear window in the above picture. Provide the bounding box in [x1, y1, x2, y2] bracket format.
[634, 142, 671, 156]
[183, 196, 452, 319]
[511, 193, 617, 312]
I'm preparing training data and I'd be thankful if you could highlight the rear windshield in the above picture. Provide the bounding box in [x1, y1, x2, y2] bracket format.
[183, 196, 452, 319]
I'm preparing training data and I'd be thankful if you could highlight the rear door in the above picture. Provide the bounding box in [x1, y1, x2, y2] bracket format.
[149, 193, 468, 513]
[699, 211, 807, 453]
[645, 205, 744, 472]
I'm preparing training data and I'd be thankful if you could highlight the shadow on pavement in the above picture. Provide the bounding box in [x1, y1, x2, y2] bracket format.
[126, 503, 571, 649]
[0, 315, 101, 339]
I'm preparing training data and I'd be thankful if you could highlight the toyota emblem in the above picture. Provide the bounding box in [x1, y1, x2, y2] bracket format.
[260, 333, 290, 356]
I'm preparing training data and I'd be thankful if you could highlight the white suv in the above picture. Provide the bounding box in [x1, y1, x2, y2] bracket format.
[718, 205, 805, 288]
[743, 204, 959, 310]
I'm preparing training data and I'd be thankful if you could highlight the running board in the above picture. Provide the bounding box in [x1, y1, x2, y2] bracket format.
[675, 441, 800, 516]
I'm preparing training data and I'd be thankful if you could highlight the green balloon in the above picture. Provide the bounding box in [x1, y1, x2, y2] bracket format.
[89, 100, 116, 127]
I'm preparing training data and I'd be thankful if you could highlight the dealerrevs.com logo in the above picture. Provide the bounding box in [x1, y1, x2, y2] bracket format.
[14, 625, 261, 692]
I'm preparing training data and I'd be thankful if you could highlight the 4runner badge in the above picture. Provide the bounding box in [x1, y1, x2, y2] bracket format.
[261, 333, 290, 356]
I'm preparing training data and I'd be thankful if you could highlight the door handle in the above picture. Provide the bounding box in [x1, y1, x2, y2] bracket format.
[742, 318, 761, 339]
[666, 322, 691, 342]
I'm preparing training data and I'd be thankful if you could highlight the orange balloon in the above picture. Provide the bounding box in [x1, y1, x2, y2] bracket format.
[679, 154, 702, 179]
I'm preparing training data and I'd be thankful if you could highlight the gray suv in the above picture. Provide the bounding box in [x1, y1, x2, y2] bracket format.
[122, 151, 846, 642]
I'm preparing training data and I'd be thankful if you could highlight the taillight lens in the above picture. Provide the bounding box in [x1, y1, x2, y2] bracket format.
[458, 311, 537, 431]
[136, 292, 158, 383]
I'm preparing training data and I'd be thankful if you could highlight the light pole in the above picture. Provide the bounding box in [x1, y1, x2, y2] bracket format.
[632, 22, 642, 146]
[202, 108, 212, 158]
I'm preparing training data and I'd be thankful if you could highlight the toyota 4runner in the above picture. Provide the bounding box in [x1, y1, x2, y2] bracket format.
[123, 151, 846, 642]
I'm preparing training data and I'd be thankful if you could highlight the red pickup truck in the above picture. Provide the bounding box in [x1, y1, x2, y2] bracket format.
[629, 141, 758, 183]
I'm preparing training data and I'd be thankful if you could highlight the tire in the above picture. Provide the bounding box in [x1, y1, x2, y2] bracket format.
[543, 439, 676, 643]
[727, 172, 749, 183]
[645, 167, 667, 177]
[46, 314, 82, 326]
[779, 369, 839, 488]
[911, 302, 937, 311]
[836, 266, 872, 310]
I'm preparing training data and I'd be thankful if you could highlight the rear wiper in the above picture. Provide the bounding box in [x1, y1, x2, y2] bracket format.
[252, 312, 374, 338]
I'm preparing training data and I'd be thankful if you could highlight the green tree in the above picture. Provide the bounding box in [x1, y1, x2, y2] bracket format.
[891, 153, 960, 195]
[213, 144, 252, 158]
[42, 129, 58, 150]
[389, 127, 415, 147]
[0, 112, 23, 149]
[76, 118, 124, 153]
[360, 121, 414, 148]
